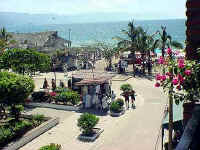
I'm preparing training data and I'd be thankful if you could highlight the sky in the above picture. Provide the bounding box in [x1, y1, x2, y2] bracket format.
[0, 0, 186, 20]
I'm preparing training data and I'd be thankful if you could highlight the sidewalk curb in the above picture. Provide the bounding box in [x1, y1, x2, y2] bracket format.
[3, 117, 59, 150]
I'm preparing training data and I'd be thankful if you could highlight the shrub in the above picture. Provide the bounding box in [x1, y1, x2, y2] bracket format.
[32, 114, 45, 126]
[0, 120, 33, 146]
[12, 120, 33, 133]
[70, 91, 80, 105]
[39, 143, 61, 150]
[116, 98, 124, 107]
[31, 91, 47, 102]
[55, 87, 69, 93]
[110, 101, 121, 113]
[56, 91, 80, 105]
[120, 83, 132, 92]
[77, 113, 99, 135]
[0, 127, 14, 145]
[8, 105, 24, 121]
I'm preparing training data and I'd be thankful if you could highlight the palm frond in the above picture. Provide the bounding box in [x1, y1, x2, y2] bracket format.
[171, 41, 183, 49]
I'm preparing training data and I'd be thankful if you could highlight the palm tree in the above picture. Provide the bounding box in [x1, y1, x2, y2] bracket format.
[114, 21, 141, 76]
[97, 42, 117, 71]
[157, 26, 183, 58]
[134, 28, 159, 74]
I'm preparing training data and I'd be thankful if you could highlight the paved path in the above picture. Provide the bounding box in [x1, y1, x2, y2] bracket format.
[20, 76, 167, 150]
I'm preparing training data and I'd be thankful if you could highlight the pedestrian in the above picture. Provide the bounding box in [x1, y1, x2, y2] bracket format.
[111, 90, 116, 102]
[122, 92, 129, 109]
[51, 78, 56, 91]
[130, 90, 136, 109]
[59, 80, 64, 88]
[43, 78, 49, 89]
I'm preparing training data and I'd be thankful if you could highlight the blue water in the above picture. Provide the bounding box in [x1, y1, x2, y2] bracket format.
[5, 19, 186, 46]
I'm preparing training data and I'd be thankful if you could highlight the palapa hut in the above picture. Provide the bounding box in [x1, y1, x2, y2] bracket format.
[72, 71, 114, 109]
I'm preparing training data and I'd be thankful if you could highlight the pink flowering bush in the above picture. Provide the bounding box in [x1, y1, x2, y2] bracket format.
[155, 49, 200, 104]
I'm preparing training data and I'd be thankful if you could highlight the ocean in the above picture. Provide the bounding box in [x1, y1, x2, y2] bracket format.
[5, 19, 186, 46]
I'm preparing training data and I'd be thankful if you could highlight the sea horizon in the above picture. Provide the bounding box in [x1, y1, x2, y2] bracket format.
[2, 19, 186, 47]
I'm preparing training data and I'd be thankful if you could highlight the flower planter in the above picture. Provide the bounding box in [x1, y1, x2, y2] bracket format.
[110, 108, 125, 117]
[78, 128, 104, 141]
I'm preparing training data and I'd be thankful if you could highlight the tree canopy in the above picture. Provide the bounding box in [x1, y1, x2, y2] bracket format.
[0, 48, 51, 75]
[0, 71, 34, 105]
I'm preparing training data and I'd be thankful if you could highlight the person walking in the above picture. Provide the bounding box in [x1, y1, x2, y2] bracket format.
[51, 78, 56, 91]
[111, 90, 116, 102]
[43, 78, 49, 89]
[121, 92, 129, 109]
[59, 80, 64, 88]
[130, 90, 136, 109]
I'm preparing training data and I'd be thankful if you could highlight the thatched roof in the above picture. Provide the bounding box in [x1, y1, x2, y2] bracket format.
[9, 31, 71, 52]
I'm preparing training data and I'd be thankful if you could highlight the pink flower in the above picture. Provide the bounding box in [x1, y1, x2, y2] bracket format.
[172, 78, 179, 85]
[50, 92, 56, 97]
[161, 75, 167, 81]
[167, 48, 172, 55]
[156, 74, 162, 80]
[155, 82, 160, 87]
[158, 56, 165, 64]
[184, 70, 191, 76]
[178, 74, 184, 83]
[178, 58, 184, 64]
[178, 63, 185, 69]
[176, 85, 181, 90]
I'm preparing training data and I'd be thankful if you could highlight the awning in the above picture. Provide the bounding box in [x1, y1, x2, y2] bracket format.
[75, 77, 110, 86]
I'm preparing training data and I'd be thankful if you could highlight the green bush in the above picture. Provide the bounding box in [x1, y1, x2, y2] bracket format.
[31, 91, 47, 102]
[0, 71, 34, 121]
[8, 105, 24, 121]
[0, 120, 33, 146]
[32, 114, 45, 126]
[12, 120, 33, 133]
[0, 127, 14, 143]
[110, 101, 122, 113]
[77, 113, 99, 135]
[56, 91, 80, 105]
[39, 143, 61, 150]
[70, 91, 80, 105]
[120, 83, 132, 92]
[55, 87, 69, 93]
[116, 98, 124, 107]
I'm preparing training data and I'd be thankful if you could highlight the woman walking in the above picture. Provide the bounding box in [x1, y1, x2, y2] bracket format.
[130, 90, 136, 109]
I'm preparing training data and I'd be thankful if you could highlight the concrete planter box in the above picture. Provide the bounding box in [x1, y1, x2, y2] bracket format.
[3, 117, 59, 150]
[110, 108, 125, 117]
[25, 102, 80, 111]
[78, 128, 104, 142]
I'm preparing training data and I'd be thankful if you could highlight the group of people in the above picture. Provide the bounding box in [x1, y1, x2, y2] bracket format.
[121, 90, 136, 109]
[43, 78, 65, 91]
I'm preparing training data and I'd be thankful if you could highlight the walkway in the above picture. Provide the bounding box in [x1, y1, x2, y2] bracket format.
[20, 76, 167, 150]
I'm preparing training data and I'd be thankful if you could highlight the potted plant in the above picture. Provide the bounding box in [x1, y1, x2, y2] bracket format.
[120, 83, 133, 93]
[110, 98, 125, 116]
[77, 113, 103, 141]
[39, 143, 61, 150]
[154, 48, 200, 126]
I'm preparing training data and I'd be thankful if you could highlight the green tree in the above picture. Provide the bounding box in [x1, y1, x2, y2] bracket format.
[97, 42, 117, 71]
[114, 21, 144, 76]
[77, 113, 99, 135]
[157, 26, 183, 58]
[0, 72, 34, 121]
[0, 48, 50, 75]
